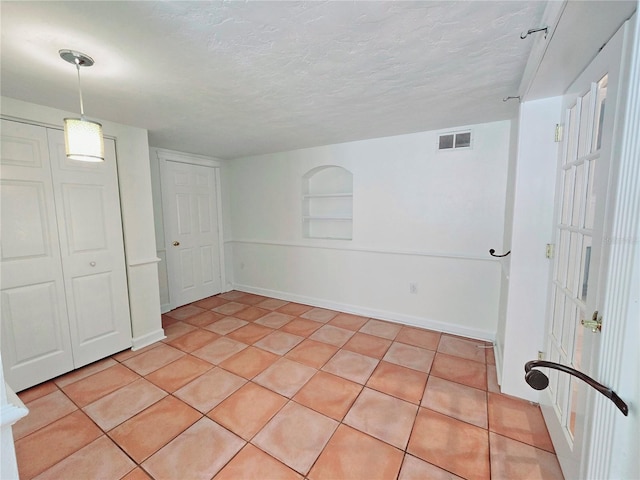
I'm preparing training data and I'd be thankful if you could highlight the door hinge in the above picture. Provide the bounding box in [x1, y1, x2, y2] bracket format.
[555, 124, 563, 142]
[581, 310, 602, 333]
[545, 243, 555, 259]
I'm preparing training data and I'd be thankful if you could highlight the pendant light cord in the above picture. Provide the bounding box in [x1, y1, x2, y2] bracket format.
[75, 58, 85, 119]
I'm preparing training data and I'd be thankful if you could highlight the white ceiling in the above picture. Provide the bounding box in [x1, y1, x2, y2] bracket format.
[1, 1, 549, 159]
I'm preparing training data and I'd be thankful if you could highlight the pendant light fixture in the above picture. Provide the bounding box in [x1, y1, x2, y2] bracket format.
[59, 49, 104, 162]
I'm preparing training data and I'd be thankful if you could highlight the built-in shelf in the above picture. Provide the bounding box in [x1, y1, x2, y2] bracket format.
[302, 166, 353, 240]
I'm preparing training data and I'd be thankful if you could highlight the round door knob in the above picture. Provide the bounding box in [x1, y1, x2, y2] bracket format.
[89, 261, 96, 267]
[172, 241, 180, 246]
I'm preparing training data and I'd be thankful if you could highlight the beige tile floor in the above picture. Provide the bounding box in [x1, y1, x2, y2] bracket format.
[14, 291, 564, 480]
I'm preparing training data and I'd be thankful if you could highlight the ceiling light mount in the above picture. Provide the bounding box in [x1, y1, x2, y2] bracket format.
[59, 48, 104, 162]
[59, 49, 95, 67]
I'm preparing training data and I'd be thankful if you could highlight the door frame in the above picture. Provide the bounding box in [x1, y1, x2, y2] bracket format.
[154, 148, 226, 311]
[540, 11, 638, 479]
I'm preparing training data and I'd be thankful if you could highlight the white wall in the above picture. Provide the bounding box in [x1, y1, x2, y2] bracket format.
[226, 120, 511, 340]
[499, 96, 562, 400]
[1, 97, 164, 350]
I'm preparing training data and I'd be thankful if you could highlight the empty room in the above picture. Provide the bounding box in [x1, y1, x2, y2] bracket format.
[1, 1, 638, 479]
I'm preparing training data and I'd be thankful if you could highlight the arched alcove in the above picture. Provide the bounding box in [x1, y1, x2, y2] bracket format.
[302, 165, 353, 240]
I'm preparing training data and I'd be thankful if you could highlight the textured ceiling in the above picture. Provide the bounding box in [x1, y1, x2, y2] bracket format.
[1, 1, 547, 159]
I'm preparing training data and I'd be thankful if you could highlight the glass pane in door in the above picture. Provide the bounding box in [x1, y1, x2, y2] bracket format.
[592, 75, 608, 152]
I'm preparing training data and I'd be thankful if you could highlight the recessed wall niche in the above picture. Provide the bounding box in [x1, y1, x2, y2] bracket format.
[302, 165, 353, 240]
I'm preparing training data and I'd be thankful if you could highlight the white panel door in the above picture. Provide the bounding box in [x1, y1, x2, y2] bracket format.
[541, 22, 625, 479]
[161, 160, 222, 308]
[0, 120, 74, 390]
[47, 130, 132, 367]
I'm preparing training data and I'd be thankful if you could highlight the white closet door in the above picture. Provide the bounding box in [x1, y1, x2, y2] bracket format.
[161, 160, 222, 308]
[47, 130, 132, 367]
[0, 120, 74, 390]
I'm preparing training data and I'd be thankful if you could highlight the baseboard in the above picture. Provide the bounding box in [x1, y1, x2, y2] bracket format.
[232, 283, 495, 342]
[131, 328, 166, 351]
[494, 340, 504, 386]
[160, 303, 172, 314]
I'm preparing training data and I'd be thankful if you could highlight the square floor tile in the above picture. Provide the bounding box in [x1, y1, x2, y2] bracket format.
[322, 350, 379, 385]
[236, 293, 267, 305]
[256, 298, 290, 310]
[167, 328, 219, 353]
[14, 390, 77, 440]
[205, 317, 248, 335]
[61, 363, 140, 407]
[142, 417, 245, 480]
[112, 343, 160, 363]
[430, 353, 487, 390]
[122, 343, 185, 376]
[407, 408, 489, 480]
[145, 355, 213, 392]
[165, 304, 207, 321]
[219, 291, 247, 301]
[309, 324, 355, 347]
[255, 311, 295, 329]
[174, 367, 246, 413]
[33, 435, 136, 480]
[489, 432, 563, 480]
[398, 454, 464, 480]
[83, 378, 167, 431]
[383, 342, 435, 373]
[328, 313, 370, 331]
[15, 410, 102, 479]
[488, 393, 554, 452]
[254, 357, 316, 398]
[121, 467, 153, 480]
[54, 358, 118, 388]
[486, 346, 496, 365]
[17, 381, 57, 404]
[308, 424, 404, 480]
[422, 376, 488, 428]
[252, 401, 338, 475]
[285, 339, 339, 369]
[438, 334, 487, 363]
[254, 331, 304, 355]
[213, 443, 302, 480]
[293, 371, 362, 421]
[227, 323, 274, 344]
[280, 318, 323, 337]
[162, 321, 198, 342]
[193, 296, 229, 310]
[234, 306, 270, 322]
[343, 332, 392, 359]
[213, 301, 248, 316]
[191, 337, 248, 365]
[344, 388, 417, 450]
[359, 319, 401, 340]
[208, 382, 287, 440]
[108, 395, 201, 463]
[366, 361, 428, 404]
[183, 310, 224, 328]
[300, 308, 338, 323]
[219, 346, 279, 379]
[276, 302, 313, 316]
[395, 326, 441, 351]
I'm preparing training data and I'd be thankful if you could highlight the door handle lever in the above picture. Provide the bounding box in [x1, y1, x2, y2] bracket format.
[525, 360, 628, 416]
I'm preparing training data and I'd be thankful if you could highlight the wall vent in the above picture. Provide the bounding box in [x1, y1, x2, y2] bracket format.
[438, 130, 472, 150]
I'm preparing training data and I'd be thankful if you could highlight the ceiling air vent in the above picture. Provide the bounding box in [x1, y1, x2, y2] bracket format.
[438, 130, 472, 150]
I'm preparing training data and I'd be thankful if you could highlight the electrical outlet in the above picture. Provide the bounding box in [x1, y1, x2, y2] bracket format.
[538, 351, 545, 360]
[409, 282, 418, 294]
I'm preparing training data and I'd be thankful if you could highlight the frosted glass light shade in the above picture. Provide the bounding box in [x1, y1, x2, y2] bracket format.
[63, 118, 104, 162]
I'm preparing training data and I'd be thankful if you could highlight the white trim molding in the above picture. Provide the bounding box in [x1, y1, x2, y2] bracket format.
[227, 238, 499, 264]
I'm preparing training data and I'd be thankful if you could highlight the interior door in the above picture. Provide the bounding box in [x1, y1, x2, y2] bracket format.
[541, 22, 626, 479]
[161, 160, 222, 308]
[0, 120, 74, 390]
[47, 130, 132, 367]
